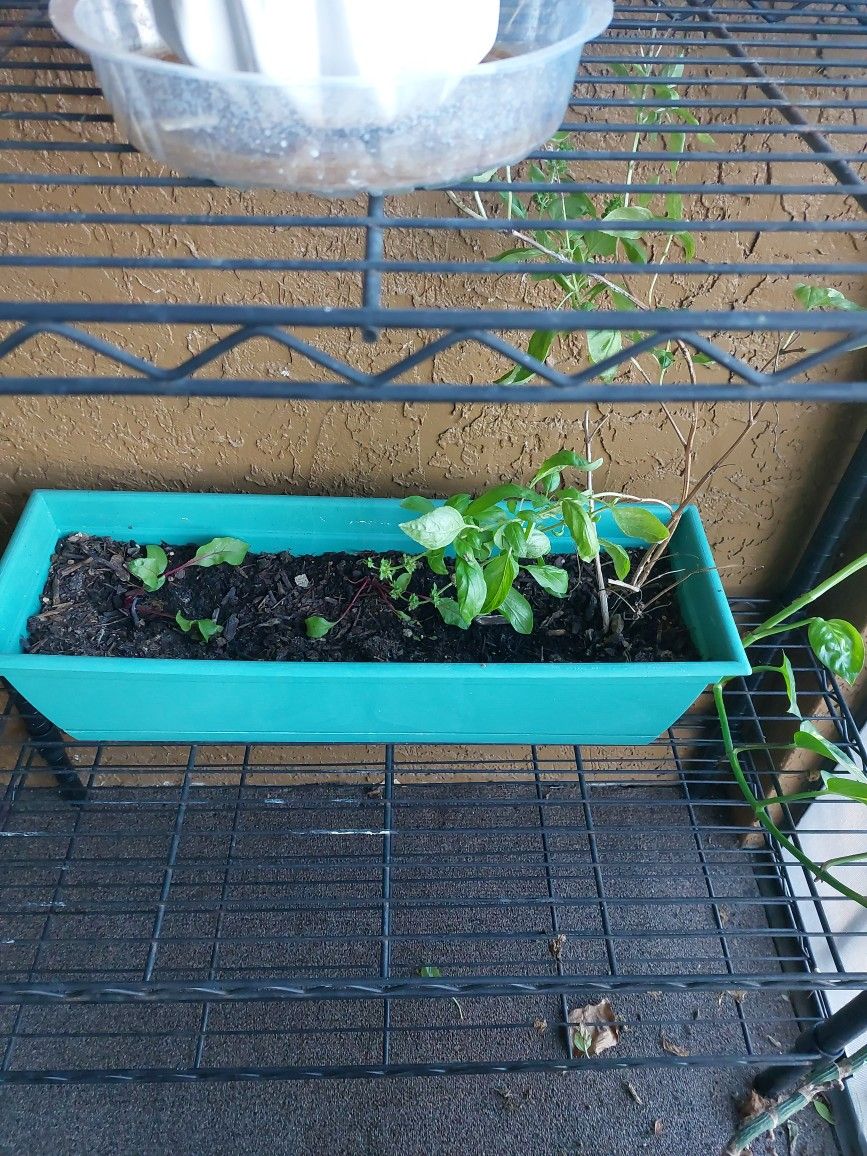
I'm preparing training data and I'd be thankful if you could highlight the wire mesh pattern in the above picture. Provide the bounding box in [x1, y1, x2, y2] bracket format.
[1, 0, 866, 401]
[0, 601, 864, 1083]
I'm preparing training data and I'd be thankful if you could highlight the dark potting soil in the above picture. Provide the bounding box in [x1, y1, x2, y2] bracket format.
[25, 535, 699, 665]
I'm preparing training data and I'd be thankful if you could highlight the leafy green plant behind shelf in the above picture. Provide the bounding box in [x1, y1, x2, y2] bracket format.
[455, 56, 864, 392]
[715, 551, 867, 907]
[128, 536, 250, 593]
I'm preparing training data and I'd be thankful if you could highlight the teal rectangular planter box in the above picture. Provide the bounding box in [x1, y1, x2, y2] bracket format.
[0, 491, 749, 744]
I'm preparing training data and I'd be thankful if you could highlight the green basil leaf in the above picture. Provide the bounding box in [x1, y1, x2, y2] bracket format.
[794, 285, 862, 312]
[391, 571, 412, 597]
[427, 549, 448, 576]
[531, 450, 596, 482]
[483, 551, 518, 613]
[445, 493, 473, 513]
[194, 537, 250, 568]
[455, 555, 487, 622]
[305, 616, 336, 639]
[176, 612, 194, 633]
[435, 597, 470, 630]
[399, 506, 466, 551]
[500, 587, 534, 635]
[526, 564, 569, 597]
[599, 204, 654, 239]
[502, 521, 530, 557]
[611, 506, 670, 544]
[400, 495, 435, 514]
[600, 539, 631, 581]
[562, 499, 600, 563]
[808, 617, 865, 685]
[524, 529, 552, 559]
[465, 484, 535, 517]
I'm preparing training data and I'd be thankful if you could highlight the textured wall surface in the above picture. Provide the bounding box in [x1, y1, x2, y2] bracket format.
[1, 50, 866, 596]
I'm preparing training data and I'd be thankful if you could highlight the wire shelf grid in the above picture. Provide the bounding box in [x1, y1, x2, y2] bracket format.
[0, 601, 863, 1084]
[0, 0, 866, 400]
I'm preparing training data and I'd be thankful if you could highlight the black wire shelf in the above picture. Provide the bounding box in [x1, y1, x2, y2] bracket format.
[1, 0, 866, 401]
[0, 601, 864, 1084]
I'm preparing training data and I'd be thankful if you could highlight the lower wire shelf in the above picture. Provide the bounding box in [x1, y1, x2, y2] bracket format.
[0, 601, 864, 1085]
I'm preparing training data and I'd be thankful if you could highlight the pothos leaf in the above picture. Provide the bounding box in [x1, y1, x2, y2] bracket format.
[808, 617, 865, 685]
[777, 653, 801, 718]
[793, 720, 861, 776]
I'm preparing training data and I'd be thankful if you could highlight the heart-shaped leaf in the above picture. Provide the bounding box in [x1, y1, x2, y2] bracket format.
[808, 617, 865, 685]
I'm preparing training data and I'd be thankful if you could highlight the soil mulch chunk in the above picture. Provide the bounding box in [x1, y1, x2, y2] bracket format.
[26, 534, 698, 664]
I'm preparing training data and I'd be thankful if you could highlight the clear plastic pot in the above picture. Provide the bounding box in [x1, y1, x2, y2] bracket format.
[49, 0, 614, 195]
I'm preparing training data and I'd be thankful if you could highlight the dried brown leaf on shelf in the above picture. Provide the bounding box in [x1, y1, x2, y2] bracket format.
[659, 1031, 690, 1057]
[568, 999, 621, 1058]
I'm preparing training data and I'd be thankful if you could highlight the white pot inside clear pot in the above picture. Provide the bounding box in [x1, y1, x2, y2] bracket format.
[151, 0, 502, 125]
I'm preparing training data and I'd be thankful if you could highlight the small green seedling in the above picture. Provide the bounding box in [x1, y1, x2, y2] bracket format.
[128, 536, 250, 592]
[128, 545, 169, 592]
[176, 612, 223, 643]
[306, 554, 423, 640]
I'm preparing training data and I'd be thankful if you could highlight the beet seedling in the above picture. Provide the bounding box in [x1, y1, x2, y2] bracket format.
[128, 536, 250, 592]
[176, 613, 223, 643]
